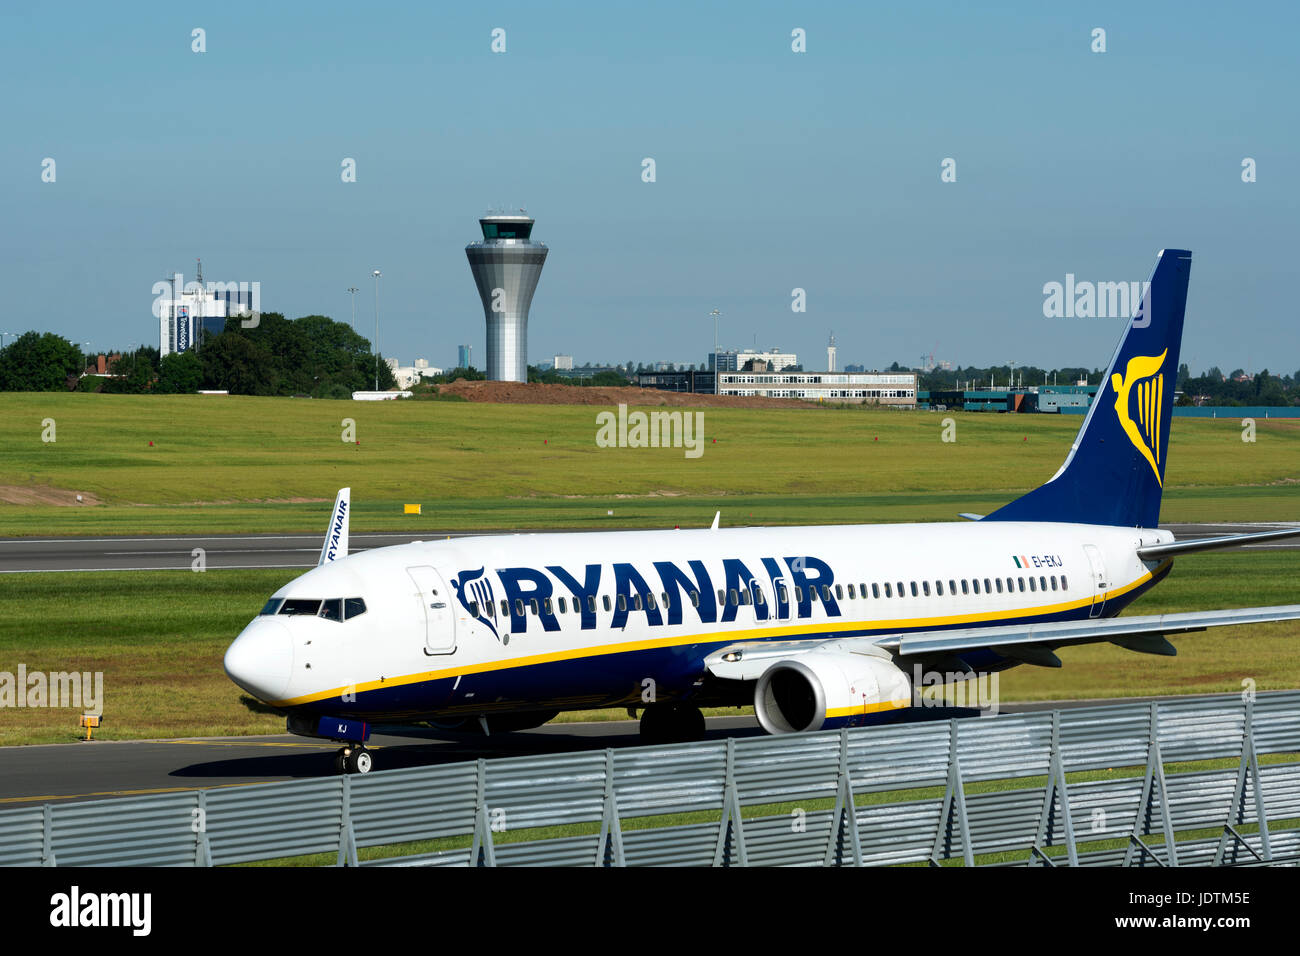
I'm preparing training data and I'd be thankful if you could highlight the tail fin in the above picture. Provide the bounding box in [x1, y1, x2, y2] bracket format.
[984, 249, 1192, 528]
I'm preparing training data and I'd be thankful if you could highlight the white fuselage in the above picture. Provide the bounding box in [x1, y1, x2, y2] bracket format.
[224, 521, 1173, 721]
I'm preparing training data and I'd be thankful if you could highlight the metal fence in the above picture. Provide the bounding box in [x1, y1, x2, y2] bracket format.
[2, 691, 1298, 867]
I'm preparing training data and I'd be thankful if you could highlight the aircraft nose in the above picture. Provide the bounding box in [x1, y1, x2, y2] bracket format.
[224, 618, 294, 702]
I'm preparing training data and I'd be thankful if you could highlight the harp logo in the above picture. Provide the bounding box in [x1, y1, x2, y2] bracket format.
[1110, 349, 1168, 486]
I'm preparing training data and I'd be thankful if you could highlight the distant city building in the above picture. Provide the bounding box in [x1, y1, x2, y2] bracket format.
[389, 359, 444, 389]
[709, 348, 798, 373]
[157, 279, 254, 357]
[553, 354, 574, 370]
[465, 212, 548, 382]
[637, 370, 716, 394]
[458, 344, 472, 369]
[826, 333, 837, 374]
[844, 363, 865, 373]
[720, 371, 915, 406]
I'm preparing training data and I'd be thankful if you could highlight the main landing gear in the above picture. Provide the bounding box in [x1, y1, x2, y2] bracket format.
[638, 701, 706, 745]
[334, 745, 373, 774]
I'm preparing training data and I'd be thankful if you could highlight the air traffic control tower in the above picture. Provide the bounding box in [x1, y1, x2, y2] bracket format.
[465, 212, 548, 382]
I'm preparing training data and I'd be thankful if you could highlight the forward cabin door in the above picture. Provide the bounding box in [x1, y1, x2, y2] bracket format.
[407, 566, 456, 654]
[1082, 545, 1109, 618]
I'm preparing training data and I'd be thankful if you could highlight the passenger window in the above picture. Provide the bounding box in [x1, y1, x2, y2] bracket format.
[319, 598, 343, 622]
[633, 593, 643, 611]
[485, 599, 495, 618]
[618, 595, 627, 611]
[530, 599, 540, 614]
[500, 599, 509, 617]
[777, 584, 788, 604]
[897, 582, 905, 597]
[1050, 576, 1058, 591]
[949, 579, 957, 595]
[740, 588, 751, 606]
[544, 598, 553, 615]
[755, 587, 766, 606]
[883, 583, 892, 598]
[1029, 578, 1036, 592]
[961, 580, 969, 595]
[1040, 576, 1047, 592]
[1017, 578, 1025, 592]
[1062, 575, 1069, 590]
[717, 589, 726, 605]
[558, 596, 567, 614]
[468, 601, 479, 617]
[984, 578, 992, 594]
[1007, 577, 1015, 592]
[661, 592, 670, 608]
[910, 582, 918, 597]
[515, 599, 525, 617]
[995, 579, 1003, 594]
[835, 585, 843, 601]
[728, 589, 738, 606]
[922, 581, 931, 597]
[848, 584, 856, 599]
[690, 590, 700, 608]
[936, 581, 943, 596]
[794, 586, 804, 602]
[872, 584, 880, 599]
[821, 585, 832, 602]
[344, 597, 367, 620]
[602, 595, 612, 612]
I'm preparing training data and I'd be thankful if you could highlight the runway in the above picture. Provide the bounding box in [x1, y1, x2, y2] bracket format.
[1, 522, 1297, 573]
[0, 696, 1200, 807]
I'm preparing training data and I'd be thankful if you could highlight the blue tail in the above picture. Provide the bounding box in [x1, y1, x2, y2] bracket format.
[985, 249, 1192, 529]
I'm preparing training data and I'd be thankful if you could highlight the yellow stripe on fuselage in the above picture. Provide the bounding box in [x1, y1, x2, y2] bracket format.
[269, 563, 1168, 708]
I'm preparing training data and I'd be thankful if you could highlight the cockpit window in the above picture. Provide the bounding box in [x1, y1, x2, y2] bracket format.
[280, 599, 322, 616]
[319, 598, 343, 622]
[259, 598, 284, 616]
[344, 597, 367, 620]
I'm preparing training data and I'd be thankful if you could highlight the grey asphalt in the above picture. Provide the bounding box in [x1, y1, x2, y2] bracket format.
[0, 695, 1198, 807]
[1, 522, 1296, 573]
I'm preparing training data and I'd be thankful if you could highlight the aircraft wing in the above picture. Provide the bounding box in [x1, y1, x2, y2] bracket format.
[704, 604, 1300, 679]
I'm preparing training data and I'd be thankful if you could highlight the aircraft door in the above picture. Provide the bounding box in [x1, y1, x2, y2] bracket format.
[1082, 545, 1108, 618]
[771, 577, 791, 622]
[407, 565, 456, 654]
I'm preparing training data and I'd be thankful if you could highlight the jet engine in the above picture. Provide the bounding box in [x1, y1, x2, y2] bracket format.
[753, 650, 911, 734]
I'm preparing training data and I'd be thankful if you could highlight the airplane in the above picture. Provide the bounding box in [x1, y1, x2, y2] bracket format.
[224, 249, 1300, 773]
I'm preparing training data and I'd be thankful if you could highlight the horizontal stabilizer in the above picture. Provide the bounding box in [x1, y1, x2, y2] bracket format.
[1138, 527, 1300, 560]
[957, 513, 985, 521]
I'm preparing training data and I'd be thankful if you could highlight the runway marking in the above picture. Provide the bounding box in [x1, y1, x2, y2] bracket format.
[0, 781, 265, 805]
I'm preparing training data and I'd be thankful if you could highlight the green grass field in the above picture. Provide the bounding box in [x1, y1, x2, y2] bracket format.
[0, 392, 1297, 535]
[0, 553, 1296, 746]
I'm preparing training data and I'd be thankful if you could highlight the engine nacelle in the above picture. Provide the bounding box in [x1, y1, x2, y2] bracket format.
[753, 650, 911, 734]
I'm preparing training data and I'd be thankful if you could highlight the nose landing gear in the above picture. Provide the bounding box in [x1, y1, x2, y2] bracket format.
[335, 745, 373, 774]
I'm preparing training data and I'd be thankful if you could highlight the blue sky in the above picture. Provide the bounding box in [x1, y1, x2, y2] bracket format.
[3, 1, 1297, 375]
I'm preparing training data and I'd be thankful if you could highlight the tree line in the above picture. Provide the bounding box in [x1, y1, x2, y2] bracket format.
[0, 314, 396, 396]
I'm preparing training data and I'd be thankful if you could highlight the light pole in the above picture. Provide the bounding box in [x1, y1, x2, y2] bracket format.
[346, 287, 358, 330]
[710, 309, 722, 395]
[372, 270, 382, 390]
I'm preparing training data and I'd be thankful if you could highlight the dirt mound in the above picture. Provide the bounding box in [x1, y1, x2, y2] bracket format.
[429, 380, 813, 409]
[0, 485, 102, 506]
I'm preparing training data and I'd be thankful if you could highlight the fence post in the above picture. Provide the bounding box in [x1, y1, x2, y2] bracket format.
[337, 774, 359, 867]
[823, 727, 862, 866]
[1124, 702, 1177, 867]
[469, 758, 497, 867]
[195, 790, 213, 867]
[929, 719, 973, 866]
[42, 803, 56, 867]
[1032, 709, 1078, 866]
[712, 736, 748, 866]
[1214, 695, 1271, 865]
[595, 748, 626, 867]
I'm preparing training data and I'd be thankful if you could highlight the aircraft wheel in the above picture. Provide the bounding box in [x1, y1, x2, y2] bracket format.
[342, 746, 373, 774]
